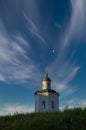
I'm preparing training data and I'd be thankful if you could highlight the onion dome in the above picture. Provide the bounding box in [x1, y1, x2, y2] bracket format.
[42, 73, 51, 81]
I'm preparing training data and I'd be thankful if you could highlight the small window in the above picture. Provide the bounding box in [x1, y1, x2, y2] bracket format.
[51, 101, 54, 109]
[42, 101, 46, 109]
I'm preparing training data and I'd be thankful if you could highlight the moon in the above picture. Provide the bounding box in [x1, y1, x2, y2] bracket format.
[52, 49, 55, 53]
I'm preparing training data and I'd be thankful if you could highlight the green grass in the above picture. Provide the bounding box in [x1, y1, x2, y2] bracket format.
[0, 108, 86, 130]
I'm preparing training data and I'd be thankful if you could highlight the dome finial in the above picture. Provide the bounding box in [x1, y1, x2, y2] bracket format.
[45, 68, 48, 77]
[46, 73, 48, 77]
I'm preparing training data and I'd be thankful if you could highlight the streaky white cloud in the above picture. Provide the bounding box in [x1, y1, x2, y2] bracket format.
[80, 100, 86, 108]
[66, 99, 86, 108]
[53, 81, 77, 97]
[23, 0, 39, 20]
[0, 75, 6, 82]
[49, 49, 80, 92]
[52, 0, 85, 97]
[48, 7, 81, 95]
[12, 34, 31, 48]
[0, 33, 28, 64]
[63, 66, 80, 84]
[23, 13, 46, 45]
[48, 43, 80, 100]
[24, 13, 37, 31]
[0, 103, 34, 115]
[60, 98, 77, 110]
[60, 99, 86, 110]
[0, 19, 41, 84]
[64, 0, 86, 45]
[49, 0, 86, 100]
[53, 82, 66, 91]
[71, 0, 86, 39]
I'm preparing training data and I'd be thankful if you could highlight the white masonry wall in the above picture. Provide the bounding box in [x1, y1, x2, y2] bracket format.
[35, 92, 59, 112]
[49, 92, 59, 111]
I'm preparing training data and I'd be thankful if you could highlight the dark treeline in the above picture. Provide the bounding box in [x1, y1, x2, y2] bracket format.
[0, 108, 86, 130]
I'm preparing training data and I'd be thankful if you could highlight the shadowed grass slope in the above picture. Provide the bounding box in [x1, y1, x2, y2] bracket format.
[0, 108, 86, 130]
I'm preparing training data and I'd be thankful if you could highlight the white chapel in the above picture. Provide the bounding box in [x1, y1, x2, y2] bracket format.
[34, 73, 60, 112]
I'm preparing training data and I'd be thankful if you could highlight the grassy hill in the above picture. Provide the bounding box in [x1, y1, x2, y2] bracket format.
[0, 108, 86, 130]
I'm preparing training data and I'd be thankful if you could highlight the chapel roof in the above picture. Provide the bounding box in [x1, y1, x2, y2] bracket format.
[34, 89, 60, 95]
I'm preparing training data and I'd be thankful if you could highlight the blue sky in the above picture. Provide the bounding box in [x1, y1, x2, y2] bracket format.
[0, 0, 86, 114]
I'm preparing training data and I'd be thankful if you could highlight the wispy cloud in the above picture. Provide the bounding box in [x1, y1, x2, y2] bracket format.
[53, 82, 77, 97]
[0, 0, 84, 95]
[47, 0, 86, 99]
[23, 13, 46, 45]
[49, 48, 80, 94]
[60, 98, 86, 110]
[0, 19, 41, 84]
[79, 100, 86, 108]
[64, 0, 86, 44]
[0, 103, 34, 115]
[0, 74, 6, 82]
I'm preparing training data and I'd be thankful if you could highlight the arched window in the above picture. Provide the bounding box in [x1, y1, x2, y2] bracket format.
[42, 101, 46, 109]
[51, 101, 54, 109]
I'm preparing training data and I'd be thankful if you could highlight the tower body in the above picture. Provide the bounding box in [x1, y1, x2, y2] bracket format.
[34, 74, 60, 112]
